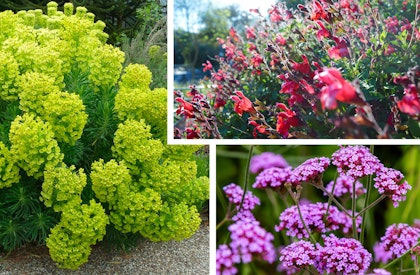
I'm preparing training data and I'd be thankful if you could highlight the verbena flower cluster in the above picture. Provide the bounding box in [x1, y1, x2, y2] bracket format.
[217, 145, 415, 274]
[175, 0, 419, 139]
[314, 234, 372, 274]
[275, 202, 360, 239]
[374, 223, 420, 264]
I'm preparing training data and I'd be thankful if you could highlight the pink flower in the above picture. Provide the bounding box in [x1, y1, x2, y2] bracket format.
[175, 97, 195, 118]
[249, 121, 268, 138]
[245, 26, 256, 40]
[276, 103, 299, 138]
[316, 21, 330, 41]
[384, 45, 396, 56]
[276, 34, 287, 45]
[310, 0, 328, 21]
[202, 60, 213, 72]
[314, 67, 364, 110]
[268, 6, 283, 23]
[328, 37, 350, 60]
[250, 52, 263, 67]
[231, 91, 256, 116]
[397, 84, 420, 116]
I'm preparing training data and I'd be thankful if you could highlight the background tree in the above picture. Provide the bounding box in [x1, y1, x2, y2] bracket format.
[174, 2, 254, 84]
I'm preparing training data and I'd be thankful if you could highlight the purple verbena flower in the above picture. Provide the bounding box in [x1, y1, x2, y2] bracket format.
[324, 175, 366, 198]
[275, 202, 360, 239]
[332, 145, 383, 178]
[374, 223, 420, 263]
[315, 234, 372, 274]
[253, 166, 293, 189]
[228, 219, 276, 264]
[279, 240, 316, 272]
[249, 152, 289, 174]
[216, 244, 240, 275]
[374, 167, 411, 207]
[223, 183, 260, 211]
[290, 157, 330, 184]
[231, 210, 256, 222]
[366, 269, 392, 275]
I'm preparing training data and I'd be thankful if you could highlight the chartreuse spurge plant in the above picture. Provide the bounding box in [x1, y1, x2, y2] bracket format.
[0, 1, 209, 270]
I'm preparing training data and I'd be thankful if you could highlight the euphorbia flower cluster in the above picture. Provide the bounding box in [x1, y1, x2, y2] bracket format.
[174, 0, 420, 139]
[217, 145, 415, 274]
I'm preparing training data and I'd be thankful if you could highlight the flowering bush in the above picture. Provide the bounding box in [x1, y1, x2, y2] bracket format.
[0, 2, 209, 270]
[175, 0, 420, 139]
[217, 145, 420, 274]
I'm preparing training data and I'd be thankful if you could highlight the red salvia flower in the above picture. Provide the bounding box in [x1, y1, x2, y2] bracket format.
[175, 98, 195, 118]
[246, 26, 257, 40]
[231, 91, 256, 116]
[328, 37, 350, 60]
[314, 67, 364, 110]
[316, 21, 330, 41]
[202, 60, 213, 72]
[310, 0, 328, 21]
[249, 121, 268, 138]
[397, 84, 420, 116]
[268, 6, 283, 23]
[276, 103, 299, 138]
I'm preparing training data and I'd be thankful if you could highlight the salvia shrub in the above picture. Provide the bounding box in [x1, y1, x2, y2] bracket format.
[217, 145, 419, 274]
[174, 0, 420, 139]
[0, 2, 209, 270]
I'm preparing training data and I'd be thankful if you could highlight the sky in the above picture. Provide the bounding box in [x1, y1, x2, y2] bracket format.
[212, 0, 274, 13]
[173, 0, 276, 31]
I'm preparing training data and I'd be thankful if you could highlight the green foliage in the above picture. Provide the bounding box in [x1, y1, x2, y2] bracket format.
[0, 179, 58, 251]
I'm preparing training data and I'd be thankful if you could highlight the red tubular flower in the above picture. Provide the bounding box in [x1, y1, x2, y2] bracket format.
[249, 121, 268, 138]
[275, 34, 287, 46]
[175, 98, 195, 118]
[328, 37, 350, 60]
[251, 52, 263, 67]
[276, 103, 299, 138]
[268, 6, 283, 23]
[202, 60, 213, 72]
[245, 26, 256, 40]
[186, 128, 200, 139]
[310, 0, 328, 21]
[316, 21, 330, 41]
[299, 79, 315, 94]
[231, 91, 256, 116]
[291, 55, 313, 77]
[397, 84, 420, 116]
[314, 67, 364, 110]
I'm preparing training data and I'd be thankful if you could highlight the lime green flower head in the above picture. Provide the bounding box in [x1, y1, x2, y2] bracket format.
[0, 141, 20, 189]
[9, 113, 63, 179]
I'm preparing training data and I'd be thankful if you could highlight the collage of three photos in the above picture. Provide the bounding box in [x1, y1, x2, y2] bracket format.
[0, 0, 419, 274]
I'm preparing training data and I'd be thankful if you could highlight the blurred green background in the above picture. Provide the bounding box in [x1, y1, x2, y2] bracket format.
[216, 145, 420, 274]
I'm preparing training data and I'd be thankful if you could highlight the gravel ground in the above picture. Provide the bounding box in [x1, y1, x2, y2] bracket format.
[0, 224, 209, 275]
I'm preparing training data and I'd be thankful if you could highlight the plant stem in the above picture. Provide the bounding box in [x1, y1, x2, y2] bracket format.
[286, 185, 316, 244]
[360, 171, 373, 245]
[352, 176, 358, 240]
[355, 195, 387, 218]
[316, 184, 351, 218]
[239, 145, 254, 212]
